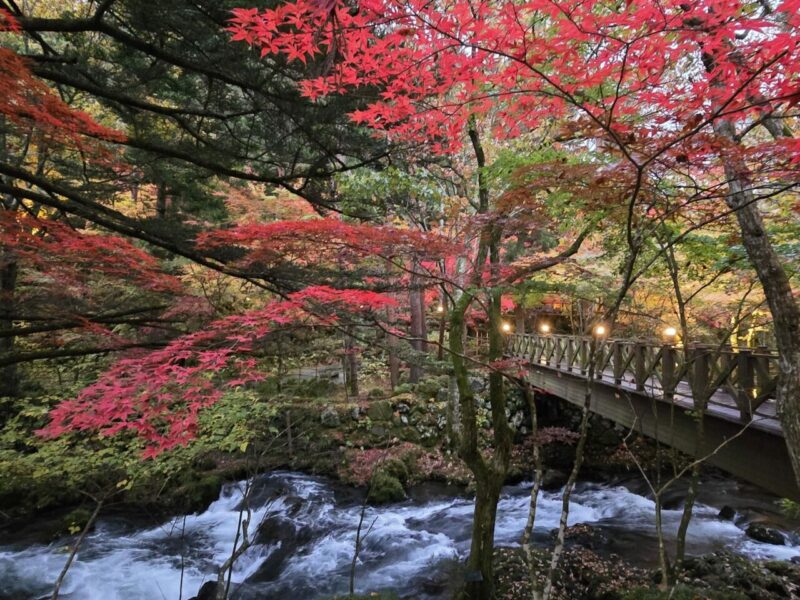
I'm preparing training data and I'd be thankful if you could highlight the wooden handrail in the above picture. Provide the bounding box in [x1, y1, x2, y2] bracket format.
[506, 332, 779, 423]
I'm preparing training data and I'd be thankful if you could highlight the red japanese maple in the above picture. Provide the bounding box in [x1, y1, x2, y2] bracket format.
[229, 0, 800, 160]
[39, 286, 397, 456]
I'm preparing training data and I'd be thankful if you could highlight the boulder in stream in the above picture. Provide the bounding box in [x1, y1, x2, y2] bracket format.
[745, 523, 786, 546]
[189, 580, 219, 600]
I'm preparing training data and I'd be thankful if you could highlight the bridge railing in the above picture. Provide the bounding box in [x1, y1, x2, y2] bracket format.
[507, 333, 779, 423]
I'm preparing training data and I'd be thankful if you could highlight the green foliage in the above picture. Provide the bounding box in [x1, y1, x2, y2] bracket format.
[63, 507, 93, 536]
[0, 388, 277, 516]
[335, 166, 445, 222]
[779, 498, 800, 520]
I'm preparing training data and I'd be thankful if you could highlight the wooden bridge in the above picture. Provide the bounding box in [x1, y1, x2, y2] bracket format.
[506, 333, 799, 500]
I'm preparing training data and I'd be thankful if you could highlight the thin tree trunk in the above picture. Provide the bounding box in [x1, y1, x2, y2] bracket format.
[0, 256, 18, 401]
[155, 182, 168, 219]
[51, 499, 104, 600]
[386, 305, 400, 390]
[664, 241, 701, 575]
[409, 263, 427, 383]
[521, 385, 544, 600]
[343, 325, 359, 397]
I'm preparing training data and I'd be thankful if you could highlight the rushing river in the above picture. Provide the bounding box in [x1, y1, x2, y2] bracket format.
[1, 472, 798, 600]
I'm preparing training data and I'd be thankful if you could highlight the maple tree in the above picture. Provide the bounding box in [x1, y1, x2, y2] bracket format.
[229, 0, 800, 596]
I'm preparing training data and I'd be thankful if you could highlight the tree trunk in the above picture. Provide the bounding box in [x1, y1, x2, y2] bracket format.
[408, 263, 427, 383]
[466, 477, 504, 600]
[155, 182, 168, 219]
[343, 326, 359, 398]
[514, 304, 526, 335]
[385, 286, 401, 390]
[713, 118, 800, 484]
[0, 256, 18, 401]
[698, 39, 800, 484]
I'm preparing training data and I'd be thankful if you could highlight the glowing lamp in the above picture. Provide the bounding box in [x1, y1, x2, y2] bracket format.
[539, 323, 551, 334]
[436, 304, 445, 314]
[501, 322, 512, 333]
[594, 324, 608, 337]
[664, 326, 678, 338]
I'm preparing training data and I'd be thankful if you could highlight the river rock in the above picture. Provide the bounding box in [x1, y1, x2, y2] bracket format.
[320, 406, 340, 427]
[469, 377, 486, 393]
[189, 581, 219, 600]
[745, 523, 785, 545]
[540, 469, 569, 491]
[718, 505, 736, 521]
[367, 470, 405, 504]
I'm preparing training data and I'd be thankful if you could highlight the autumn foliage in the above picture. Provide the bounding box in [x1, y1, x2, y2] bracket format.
[229, 0, 800, 158]
[39, 286, 397, 456]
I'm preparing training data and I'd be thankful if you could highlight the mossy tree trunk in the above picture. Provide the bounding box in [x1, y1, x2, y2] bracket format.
[447, 121, 514, 600]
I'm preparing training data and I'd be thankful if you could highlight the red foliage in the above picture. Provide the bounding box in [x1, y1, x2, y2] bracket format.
[229, 1, 800, 164]
[38, 286, 397, 456]
[0, 8, 19, 31]
[0, 48, 125, 150]
[197, 217, 459, 270]
[0, 212, 180, 295]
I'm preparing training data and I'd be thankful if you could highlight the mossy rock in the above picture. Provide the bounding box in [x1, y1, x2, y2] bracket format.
[174, 474, 222, 513]
[367, 387, 385, 399]
[415, 377, 446, 398]
[367, 470, 405, 504]
[367, 400, 394, 421]
[392, 383, 414, 395]
[381, 458, 410, 484]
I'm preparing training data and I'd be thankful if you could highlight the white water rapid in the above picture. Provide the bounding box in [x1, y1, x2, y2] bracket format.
[1, 472, 798, 599]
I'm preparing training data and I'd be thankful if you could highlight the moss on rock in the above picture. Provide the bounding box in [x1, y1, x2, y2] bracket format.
[367, 470, 406, 504]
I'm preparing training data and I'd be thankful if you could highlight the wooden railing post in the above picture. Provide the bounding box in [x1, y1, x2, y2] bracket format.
[633, 342, 646, 391]
[566, 338, 575, 373]
[579, 338, 589, 375]
[662, 344, 676, 400]
[736, 349, 755, 421]
[613, 341, 623, 385]
[690, 346, 709, 410]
